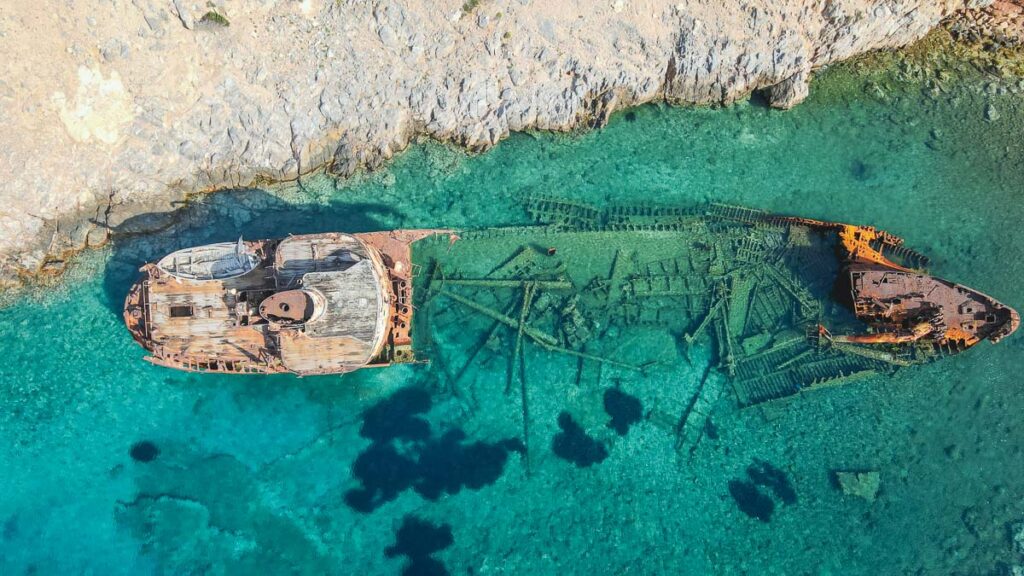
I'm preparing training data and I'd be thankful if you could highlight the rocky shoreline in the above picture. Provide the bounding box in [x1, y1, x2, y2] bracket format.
[949, 0, 1024, 47]
[0, 0, 993, 287]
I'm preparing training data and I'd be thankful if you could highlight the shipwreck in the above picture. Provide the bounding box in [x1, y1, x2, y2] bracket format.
[124, 202, 1019, 408]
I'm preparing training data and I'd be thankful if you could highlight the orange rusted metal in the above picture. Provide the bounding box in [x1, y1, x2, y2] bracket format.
[819, 222, 1016, 353]
[756, 211, 1018, 355]
[834, 322, 932, 345]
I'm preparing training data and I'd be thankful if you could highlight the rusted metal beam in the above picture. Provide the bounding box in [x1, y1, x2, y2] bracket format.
[438, 289, 642, 371]
[507, 283, 537, 395]
[438, 289, 558, 346]
[444, 278, 572, 290]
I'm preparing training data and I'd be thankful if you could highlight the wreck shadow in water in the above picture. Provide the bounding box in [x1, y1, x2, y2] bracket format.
[385, 515, 454, 576]
[345, 386, 524, 514]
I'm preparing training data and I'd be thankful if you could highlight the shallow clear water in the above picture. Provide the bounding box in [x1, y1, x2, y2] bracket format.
[2, 40, 1024, 575]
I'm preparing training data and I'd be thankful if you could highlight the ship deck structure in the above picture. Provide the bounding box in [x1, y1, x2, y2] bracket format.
[124, 230, 449, 375]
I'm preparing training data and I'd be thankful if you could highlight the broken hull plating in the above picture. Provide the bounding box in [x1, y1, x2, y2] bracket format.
[841, 264, 1020, 350]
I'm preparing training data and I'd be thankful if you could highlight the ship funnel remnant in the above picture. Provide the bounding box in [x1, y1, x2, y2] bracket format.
[124, 201, 1017, 408]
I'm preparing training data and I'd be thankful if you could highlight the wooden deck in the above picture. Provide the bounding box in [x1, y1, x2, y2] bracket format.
[135, 250, 282, 372]
[124, 230, 452, 375]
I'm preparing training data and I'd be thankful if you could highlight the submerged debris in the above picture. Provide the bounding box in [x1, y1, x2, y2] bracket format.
[124, 200, 1019, 454]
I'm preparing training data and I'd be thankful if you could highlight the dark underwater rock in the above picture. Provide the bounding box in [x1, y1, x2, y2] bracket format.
[359, 386, 433, 443]
[747, 459, 797, 505]
[849, 158, 872, 181]
[345, 443, 419, 513]
[346, 387, 523, 513]
[552, 412, 608, 468]
[129, 440, 159, 463]
[728, 458, 798, 521]
[414, 430, 524, 501]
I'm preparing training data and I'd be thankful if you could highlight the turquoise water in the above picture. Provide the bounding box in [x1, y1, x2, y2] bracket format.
[3, 41, 1024, 574]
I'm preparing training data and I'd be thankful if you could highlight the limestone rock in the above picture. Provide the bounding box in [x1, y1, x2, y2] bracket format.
[1012, 520, 1024, 555]
[833, 470, 881, 502]
[171, 0, 194, 30]
[0, 0, 988, 283]
[985, 102, 1000, 121]
[763, 70, 811, 110]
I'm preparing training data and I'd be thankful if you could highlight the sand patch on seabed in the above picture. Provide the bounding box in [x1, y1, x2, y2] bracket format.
[51, 65, 134, 145]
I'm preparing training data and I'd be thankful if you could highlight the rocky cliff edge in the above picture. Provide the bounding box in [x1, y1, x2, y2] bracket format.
[0, 0, 989, 284]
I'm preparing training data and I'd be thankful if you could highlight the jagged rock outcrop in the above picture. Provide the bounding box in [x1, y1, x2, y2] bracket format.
[0, 0, 989, 284]
[948, 0, 1024, 47]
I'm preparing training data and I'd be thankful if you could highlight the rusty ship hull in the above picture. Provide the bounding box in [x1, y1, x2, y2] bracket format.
[763, 212, 1020, 352]
[124, 230, 451, 376]
[124, 202, 1018, 397]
